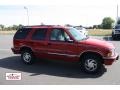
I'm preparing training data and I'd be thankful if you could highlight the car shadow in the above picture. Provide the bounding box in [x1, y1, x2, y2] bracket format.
[103, 36, 120, 41]
[0, 56, 107, 78]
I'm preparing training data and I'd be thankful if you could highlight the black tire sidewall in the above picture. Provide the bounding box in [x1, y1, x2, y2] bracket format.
[81, 54, 102, 74]
[21, 50, 34, 64]
[112, 33, 116, 40]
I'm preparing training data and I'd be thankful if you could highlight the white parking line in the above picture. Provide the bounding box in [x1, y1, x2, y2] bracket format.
[0, 49, 10, 51]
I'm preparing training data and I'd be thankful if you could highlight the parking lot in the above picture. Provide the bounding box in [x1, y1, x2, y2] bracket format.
[0, 35, 120, 85]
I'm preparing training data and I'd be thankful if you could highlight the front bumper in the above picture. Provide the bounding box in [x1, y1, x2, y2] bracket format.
[113, 34, 120, 37]
[103, 53, 119, 65]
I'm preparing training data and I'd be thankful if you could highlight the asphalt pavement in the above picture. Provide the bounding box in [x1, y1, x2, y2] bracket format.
[0, 35, 120, 85]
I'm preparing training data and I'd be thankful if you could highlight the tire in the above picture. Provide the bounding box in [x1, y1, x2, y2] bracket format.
[112, 35, 116, 40]
[112, 33, 116, 40]
[81, 54, 102, 74]
[21, 50, 35, 65]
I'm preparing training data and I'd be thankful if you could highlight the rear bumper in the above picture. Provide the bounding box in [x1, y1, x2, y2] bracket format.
[11, 48, 20, 54]
[103, 53, 119, 65]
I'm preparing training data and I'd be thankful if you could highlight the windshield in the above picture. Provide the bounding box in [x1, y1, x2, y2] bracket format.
[68, 27, 88, 41]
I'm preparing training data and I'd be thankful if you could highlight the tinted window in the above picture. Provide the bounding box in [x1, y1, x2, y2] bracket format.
[32, 28, 47, 40]
[14, 28, 31, 39]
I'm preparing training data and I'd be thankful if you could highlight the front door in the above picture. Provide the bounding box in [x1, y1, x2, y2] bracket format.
[47, 28, 78, 62]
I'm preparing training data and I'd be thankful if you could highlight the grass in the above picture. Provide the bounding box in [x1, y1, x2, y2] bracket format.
[0, 29, 112, 36]
[0, 30, 16, 35]
[88, 29, 112, 36]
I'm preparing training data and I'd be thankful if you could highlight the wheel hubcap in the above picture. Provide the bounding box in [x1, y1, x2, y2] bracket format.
[23, 52, 31, 62]
[85, 59, 97, 71]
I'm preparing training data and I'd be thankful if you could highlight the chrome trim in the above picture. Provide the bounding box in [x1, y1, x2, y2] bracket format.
[113, 30, 120, 34]
[114, 33, 120, 34]
[47, 52, 78, 57]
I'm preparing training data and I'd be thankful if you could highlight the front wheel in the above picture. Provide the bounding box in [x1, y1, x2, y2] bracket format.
[81, 54, 102, 74]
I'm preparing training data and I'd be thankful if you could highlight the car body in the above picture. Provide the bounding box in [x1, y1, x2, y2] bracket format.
[112, 24, 120, 40]
[11, 25, 119, 73]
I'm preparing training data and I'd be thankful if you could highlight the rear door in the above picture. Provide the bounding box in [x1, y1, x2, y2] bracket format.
[13, 28, 31, 50]
[28, 28, 48, 58]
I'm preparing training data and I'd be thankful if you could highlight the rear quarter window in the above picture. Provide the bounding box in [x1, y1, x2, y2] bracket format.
[14, 28, 31, 39]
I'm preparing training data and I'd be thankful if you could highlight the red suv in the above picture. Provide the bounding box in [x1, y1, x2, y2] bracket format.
[11, 25, 119, 73]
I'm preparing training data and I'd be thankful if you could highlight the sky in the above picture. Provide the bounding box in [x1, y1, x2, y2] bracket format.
[0, 0, 120, 26]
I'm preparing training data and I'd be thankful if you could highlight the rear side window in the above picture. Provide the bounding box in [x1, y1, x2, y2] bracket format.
[32, 28, 47, 40]
[14, 28, 31, 39]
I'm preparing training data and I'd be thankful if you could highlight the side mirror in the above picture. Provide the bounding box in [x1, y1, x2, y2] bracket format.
[66, 39, 74, 43]
[65, 36, 74, 43]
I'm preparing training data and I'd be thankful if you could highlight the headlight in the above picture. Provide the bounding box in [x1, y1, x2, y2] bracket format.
[107, 49, 115, 57]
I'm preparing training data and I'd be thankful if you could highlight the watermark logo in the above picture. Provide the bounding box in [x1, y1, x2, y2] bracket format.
[6, 73, 21, 80]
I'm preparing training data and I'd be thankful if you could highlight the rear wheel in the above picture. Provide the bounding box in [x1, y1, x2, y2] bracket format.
[21, 50, 35, 64]
[81, 54, 102, 74]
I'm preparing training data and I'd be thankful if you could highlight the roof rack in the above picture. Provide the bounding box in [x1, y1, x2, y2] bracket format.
[21, 25, 63, 28]
[24, 25, 60, 27]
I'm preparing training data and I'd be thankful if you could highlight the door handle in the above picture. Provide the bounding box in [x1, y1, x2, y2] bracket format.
[48, 42, 52, 45]
[27, 41, 34, 45]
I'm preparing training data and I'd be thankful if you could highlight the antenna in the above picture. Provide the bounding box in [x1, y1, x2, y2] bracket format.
[24, 6, 29, 25]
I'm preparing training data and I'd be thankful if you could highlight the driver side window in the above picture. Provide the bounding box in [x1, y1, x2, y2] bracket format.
[50, 29, 71, 42]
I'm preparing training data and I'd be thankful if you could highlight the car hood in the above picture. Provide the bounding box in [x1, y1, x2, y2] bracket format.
[80, 38, 114, 49]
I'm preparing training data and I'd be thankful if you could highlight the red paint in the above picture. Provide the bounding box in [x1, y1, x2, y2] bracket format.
[11, 25, 119, 65]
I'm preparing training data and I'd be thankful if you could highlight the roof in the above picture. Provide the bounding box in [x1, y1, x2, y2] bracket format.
[22, 25, 65, 29]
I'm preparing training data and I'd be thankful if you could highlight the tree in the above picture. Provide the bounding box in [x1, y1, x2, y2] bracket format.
[93, 24, 102, 29]
[7, 26, 12, 30]
[0, 24, 5, 30]
[18, 24, 23, 29]
[101, 17, 114, 29]
[93, 25, 98, 29]
[12, 25, 18, 30]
